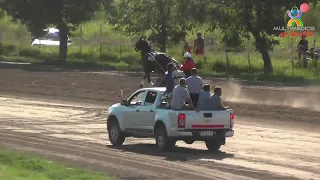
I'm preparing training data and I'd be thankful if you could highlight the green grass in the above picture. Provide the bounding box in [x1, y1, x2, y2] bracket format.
[0, 148, 116, 180]
[0, 8, 319, 84]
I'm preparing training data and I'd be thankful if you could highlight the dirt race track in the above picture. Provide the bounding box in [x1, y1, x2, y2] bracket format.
[0, 65, 320, 180]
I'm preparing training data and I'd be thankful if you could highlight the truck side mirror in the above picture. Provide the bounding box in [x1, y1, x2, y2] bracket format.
[121, 99, 128, 106]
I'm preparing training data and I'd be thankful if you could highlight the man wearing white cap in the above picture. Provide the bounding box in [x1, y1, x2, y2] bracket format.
[180, 52, 195, 78]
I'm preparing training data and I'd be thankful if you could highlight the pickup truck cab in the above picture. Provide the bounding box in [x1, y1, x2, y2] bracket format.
[107, 87, 235, 152]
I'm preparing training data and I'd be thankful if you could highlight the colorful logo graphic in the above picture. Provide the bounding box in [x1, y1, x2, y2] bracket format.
[300, 3, 310, 12]
[287, 6, 303, 27]
[287, 3, 310, 27]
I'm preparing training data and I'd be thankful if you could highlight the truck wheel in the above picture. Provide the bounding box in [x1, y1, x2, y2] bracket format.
[155, 127, 176, 152]
[205, 140, 221, 152]
[108, 120, 125, 146]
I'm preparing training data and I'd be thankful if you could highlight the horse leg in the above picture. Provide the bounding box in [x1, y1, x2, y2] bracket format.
[140, 74, 147, 88]
[155, 73, 164, 87]
[146, 73, 154, 87]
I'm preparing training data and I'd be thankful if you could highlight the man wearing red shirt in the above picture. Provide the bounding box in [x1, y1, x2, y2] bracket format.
[180, 52, 195, 78]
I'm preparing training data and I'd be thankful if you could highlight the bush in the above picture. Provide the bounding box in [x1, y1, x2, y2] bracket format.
[19, 49, 41, 57]
[99, 53, 119, 62]
[0, 44, 18, 56]
[119, 52, 140, 65]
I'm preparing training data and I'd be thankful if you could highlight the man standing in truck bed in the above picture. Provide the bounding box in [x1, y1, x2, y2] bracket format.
[194, 32, 205, 56]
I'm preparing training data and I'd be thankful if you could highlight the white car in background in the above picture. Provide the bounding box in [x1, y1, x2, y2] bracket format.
[31, 28, 72, 47]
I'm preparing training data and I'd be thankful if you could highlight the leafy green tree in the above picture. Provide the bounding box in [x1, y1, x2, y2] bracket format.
[195, 0, 309, 74]
[3, 0, 100, 61]
[112, 0, 197, 52]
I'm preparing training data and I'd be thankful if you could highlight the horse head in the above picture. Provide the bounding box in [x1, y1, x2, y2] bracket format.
[135, 38, 151, 55]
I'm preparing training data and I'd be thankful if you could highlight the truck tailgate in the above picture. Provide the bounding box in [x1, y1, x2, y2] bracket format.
[181, 110, 233, 130]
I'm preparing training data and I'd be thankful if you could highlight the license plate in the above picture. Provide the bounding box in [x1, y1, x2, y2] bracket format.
[200, 131, 214, 136]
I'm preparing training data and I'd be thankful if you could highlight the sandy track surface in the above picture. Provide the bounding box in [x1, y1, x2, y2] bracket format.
[0, 68, 319, 118]
[0, 97, 319, 179]
[0, 66, 320, 179]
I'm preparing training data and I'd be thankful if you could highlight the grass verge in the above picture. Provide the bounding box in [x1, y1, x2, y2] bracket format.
[1, 48, 319, 85]
[0, 148, 116, 180]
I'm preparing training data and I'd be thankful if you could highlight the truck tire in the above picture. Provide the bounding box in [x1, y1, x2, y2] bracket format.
[205, 140, 221, 152]
[155, 127, 176, 152]
[108, 120, 125, 146]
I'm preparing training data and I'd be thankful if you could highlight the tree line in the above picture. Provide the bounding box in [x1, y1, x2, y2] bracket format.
[1, 0, 318, 74]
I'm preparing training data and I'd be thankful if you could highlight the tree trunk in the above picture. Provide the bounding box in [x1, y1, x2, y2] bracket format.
[58, 22, 68, 62]
[252, 32, 273, 75]
[159, 28, 167, 52]
[313, 0, 318, 8]
[260, 48, 272, 74]
[157, 0, 167, 53]
[160, 41, 167, 52]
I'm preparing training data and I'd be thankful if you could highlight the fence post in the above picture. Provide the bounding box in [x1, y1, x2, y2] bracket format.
[17, 30, 21, 55]
[290, 37, 294, 70]
[313, 33, 316, 63]
[80, 25, 83, 56]
[247, 33, 251, 71]
[313, 33, 317, 77]
[224, 45, 230, 77]
[99, 24, 102, 59]
[120, 31, 123, 57]
[203, 32, 207, 64]
[314, 1, 318, 79]
[0, 26, 2, 50]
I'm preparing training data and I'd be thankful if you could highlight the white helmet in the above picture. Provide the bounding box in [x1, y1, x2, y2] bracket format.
[183, 52, 192, 58]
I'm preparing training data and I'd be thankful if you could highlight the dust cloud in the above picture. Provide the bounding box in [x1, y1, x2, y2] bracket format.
[218, 82, 320, 111]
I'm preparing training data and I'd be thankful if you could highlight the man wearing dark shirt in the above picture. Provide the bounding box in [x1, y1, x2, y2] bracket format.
[163, 63, 175, 103]
[297, 34, 308, 68]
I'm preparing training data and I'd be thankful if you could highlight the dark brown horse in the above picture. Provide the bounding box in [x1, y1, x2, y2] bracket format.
[135, 38, 181, 88]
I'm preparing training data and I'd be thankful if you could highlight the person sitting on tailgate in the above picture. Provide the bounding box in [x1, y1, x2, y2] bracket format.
[180, 52, 195, 78]
[208, 86, 229, 110]
[170, 78, 195, 110]
[197, 84, 211, 110]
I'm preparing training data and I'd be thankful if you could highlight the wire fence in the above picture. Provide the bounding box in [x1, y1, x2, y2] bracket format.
[0, 23, 319, 79]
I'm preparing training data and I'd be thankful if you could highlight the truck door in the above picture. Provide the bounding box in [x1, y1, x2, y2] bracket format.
[135, 90, 158, 134]
[122, 90, 146, 131]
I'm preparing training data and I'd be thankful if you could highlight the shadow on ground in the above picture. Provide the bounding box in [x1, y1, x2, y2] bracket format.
[106, 143, 301, 180]
[107, 143, 234, 162]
